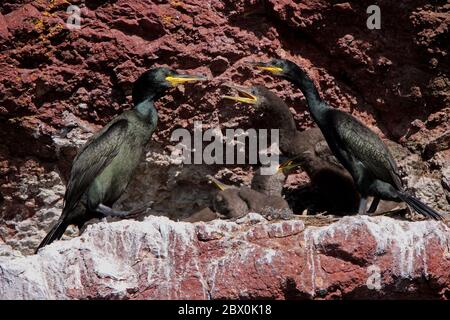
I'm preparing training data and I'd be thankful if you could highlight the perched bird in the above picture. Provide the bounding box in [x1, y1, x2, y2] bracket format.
[36, 67, 206, 251]
[207, 175, 250, 219]
[253, 58, 443, 220]
[223, 84, 359, 214]
[183, 165, 292, 222]
[204, 173, 292, 221]
[251, 165, 286, 197]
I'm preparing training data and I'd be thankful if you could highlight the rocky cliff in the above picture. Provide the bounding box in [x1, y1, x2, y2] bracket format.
[1, 214, 449, 299]
[0, 0, 449, 299]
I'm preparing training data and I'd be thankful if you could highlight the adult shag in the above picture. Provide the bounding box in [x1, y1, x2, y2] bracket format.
[254, 58, 443, 220]
[36, 67, 206, 252]
[223, 84, 359, 214]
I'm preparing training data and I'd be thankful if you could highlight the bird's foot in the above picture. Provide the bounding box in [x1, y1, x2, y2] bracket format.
[126, 201, 154, 219]
[358, 197, 368, 215]
[367, 197, 380, 214]
[367, 208, 406, 217]
[96, 204, 130, 217]
[96, 202, 153, 219]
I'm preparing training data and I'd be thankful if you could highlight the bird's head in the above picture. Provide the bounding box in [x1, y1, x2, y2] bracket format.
[276, 157, 302, 174]
[132, 67, 206, 105]
[252, 58, 300, 81]
[206, 175, 230, 191]
[206, 175, 244, 218]
[221, 84, 267, 108]
[221, 83, 286, 111]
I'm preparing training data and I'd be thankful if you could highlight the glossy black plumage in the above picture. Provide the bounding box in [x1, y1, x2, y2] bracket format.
[255, 59, 443, 220]
[223, 84, 359, 214]
[36, 68, 205, 251]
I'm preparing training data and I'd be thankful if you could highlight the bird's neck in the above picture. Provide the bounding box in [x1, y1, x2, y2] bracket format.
[134, 97, 158, 126]
[265, 103, 297, 133]
[264, 103, 298, 150]
[289, 69, 329, 124]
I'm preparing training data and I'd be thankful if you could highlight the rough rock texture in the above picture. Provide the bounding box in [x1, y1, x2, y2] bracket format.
[0, 214, 449, 299]
[0, 1, 449, 256]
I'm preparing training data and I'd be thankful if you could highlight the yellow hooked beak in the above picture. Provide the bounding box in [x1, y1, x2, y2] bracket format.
[206, 175, 228, 191]
[256, 66, 284, 74]
[277, 158, 301, 173]
[165, 74, 207, 87]
[252, 61, 284, 75]
[222, 84, 258, 104]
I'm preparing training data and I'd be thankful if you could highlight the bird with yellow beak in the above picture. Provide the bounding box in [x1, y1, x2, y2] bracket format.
[36, 67, 207, 252]
[251, 58, 443, 220]
[222, 82, 360, 215]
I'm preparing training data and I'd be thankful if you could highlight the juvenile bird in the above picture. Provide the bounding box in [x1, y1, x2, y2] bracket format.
[223, 84, 359, 214]
[207, 172, 293, 221]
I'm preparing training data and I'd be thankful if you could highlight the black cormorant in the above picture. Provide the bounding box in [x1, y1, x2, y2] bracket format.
[36, 67, 206, 251]
[253, 58, 443, 220]
[223, 84, 359, 214]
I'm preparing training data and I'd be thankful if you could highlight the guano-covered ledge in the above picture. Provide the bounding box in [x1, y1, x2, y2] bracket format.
[0, 214, 448, 300]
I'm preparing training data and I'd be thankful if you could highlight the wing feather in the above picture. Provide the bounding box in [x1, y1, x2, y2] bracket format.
[63, 117, 129, 213]
[329, 110, 402, 189]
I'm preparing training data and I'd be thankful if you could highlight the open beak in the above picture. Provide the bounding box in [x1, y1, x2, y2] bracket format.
[277, 158, 301, 173]
[166, 73, 207, 87]
[253, 61, 284, 75]
[222, 84, 258, 104]
[206, 175, 228, 191]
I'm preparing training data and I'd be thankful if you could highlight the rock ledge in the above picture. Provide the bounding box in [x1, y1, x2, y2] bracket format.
[0, 214, 448, 299]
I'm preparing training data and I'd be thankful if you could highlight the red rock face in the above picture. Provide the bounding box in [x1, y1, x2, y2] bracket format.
[0, 0, 449, 293]
[0, 215, 448, 299]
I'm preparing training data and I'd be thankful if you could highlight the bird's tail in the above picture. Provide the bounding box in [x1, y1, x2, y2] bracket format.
[397, 192, 443, 221]
[35, 217, 69, 254]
